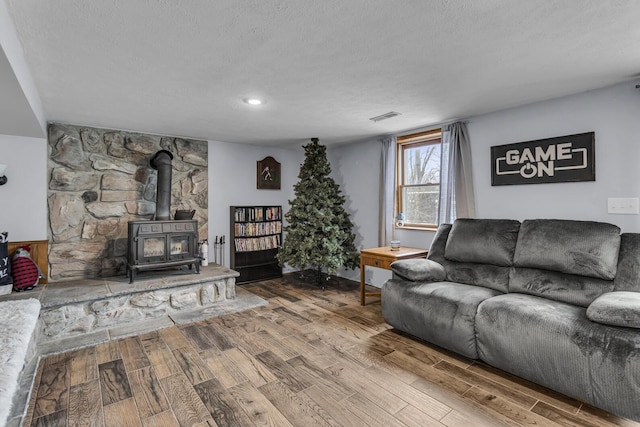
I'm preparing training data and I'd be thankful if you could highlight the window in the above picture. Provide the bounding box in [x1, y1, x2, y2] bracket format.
[396, 129, 442, 228]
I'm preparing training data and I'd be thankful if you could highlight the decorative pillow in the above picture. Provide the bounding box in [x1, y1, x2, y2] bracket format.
[586, 292, 640, 329]
[514, 219, 620, 280]
[444, 219, 521, 266]
[390, 259, 446, 282]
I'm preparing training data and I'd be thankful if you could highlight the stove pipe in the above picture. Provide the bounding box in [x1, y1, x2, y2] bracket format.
[150, 150, 174, 221]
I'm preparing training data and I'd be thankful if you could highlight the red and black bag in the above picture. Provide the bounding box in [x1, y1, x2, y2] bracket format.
[11, 245, 40, 292]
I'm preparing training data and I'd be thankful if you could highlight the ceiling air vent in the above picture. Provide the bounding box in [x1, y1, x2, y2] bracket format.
[369, 111, 401, 122]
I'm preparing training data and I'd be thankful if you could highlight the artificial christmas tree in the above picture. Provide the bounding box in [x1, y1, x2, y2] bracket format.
[277, 138, 359, 284]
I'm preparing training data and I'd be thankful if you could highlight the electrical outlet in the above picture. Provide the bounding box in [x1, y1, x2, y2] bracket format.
[607, 198, 640, 215]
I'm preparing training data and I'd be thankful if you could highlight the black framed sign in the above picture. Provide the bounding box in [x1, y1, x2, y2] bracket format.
[491, 132, 595, 186]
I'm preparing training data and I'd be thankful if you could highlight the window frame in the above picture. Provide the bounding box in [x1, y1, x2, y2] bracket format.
[396, 129, 442, 230]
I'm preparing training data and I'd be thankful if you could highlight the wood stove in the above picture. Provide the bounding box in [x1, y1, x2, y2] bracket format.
[125, 150, 200, 283]
[126, 220, 200, 283]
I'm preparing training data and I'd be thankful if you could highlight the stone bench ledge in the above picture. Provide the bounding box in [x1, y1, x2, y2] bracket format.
[41, 265, 239, 310]
[31, 265, 239, 343]
[0, 298, 41, 427]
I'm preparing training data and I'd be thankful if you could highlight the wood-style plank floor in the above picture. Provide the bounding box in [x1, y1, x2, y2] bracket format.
[25, 274, 640, 427]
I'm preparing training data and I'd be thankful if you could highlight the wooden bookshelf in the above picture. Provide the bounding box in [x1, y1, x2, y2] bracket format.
[230, 206, 283, 284]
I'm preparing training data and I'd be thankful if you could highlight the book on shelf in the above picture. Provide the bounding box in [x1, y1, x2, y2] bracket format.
[233, 206, 282, 222]
[234, 221, 282, 237]
[234, 235, 281, 252]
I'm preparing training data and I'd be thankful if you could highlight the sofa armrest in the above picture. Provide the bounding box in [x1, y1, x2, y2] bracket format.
[586, 291, 640, 329]
[390, 259, 446, 282]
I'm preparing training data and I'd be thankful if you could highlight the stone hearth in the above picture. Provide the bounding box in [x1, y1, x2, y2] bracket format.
[0, 265, 254, 348]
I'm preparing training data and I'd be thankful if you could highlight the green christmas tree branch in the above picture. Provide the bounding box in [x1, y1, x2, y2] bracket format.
[277, 138, 359, 278]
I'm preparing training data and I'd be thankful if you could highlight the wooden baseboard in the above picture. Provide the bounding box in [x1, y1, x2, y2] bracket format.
[7, 240, 48, 284]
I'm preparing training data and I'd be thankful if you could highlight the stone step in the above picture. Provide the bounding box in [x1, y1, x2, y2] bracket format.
[37, 265, 239, 343]
[0, 298, 41, 427]
[0, 264, 240, 343]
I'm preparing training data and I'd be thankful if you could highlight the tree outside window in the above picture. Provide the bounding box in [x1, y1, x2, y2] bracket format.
[397, 130, 441, 228]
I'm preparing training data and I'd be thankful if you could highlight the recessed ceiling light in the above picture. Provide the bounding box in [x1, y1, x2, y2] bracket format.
[244, 98, 263, 105]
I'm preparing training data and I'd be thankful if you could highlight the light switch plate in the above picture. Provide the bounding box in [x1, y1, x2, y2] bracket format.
[607, 198, 640, 215]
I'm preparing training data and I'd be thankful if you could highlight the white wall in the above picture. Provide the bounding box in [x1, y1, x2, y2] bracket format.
[329, 79, 640, 286]
[207, 140, 304, 268]
[0, 134, 48, 240]
[0, 1, 46, 137]
[329, 139, 435, 286]
[469, 79, 640, 232]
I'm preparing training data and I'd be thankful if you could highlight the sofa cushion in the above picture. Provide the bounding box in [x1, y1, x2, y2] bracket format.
[614, 233, 640, 292]
[390, 259, 445, 282]
[476, 294, 594, 404]
[513, 219, 621, 280]
[509, 267, 614, 307]
[445, 262, 510, 293]
[426, 223, 451, 264]
[444, 219, 520, 267]
[382, 280, 502, 359]
[587, 292, 640, 329]
[428, 223, 510, 293]
[477, 293, 640, 421]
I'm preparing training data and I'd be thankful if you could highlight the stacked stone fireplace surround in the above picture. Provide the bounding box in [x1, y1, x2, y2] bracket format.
[40, 123, 242, 341]
[48, 122, 209, 280]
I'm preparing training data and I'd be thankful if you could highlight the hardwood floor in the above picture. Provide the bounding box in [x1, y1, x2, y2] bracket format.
[25, 275, 640, 427]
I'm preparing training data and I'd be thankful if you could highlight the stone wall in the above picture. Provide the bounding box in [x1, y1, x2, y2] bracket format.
[39, 277, 236, 340]
[47, 123, 208, 280]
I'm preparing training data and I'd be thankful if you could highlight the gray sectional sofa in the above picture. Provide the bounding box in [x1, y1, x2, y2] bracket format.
[382, 218, 640, 421]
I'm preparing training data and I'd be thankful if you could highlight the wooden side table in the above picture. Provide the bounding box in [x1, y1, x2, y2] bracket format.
[359, 246, 428, 305]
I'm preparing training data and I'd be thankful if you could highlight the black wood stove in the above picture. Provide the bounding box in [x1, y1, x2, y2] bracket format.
[126, 219, 200, 283]
[126, 150, 200, 283]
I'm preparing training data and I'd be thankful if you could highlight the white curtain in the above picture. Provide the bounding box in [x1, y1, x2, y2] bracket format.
[438, 122, 476, 224]
[379, 136, 396, 246]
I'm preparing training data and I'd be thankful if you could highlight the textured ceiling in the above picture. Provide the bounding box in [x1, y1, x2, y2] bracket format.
[5, 0, 640, 146]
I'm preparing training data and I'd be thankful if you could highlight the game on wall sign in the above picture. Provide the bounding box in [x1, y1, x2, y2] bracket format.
[491, 132, 595, 186]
